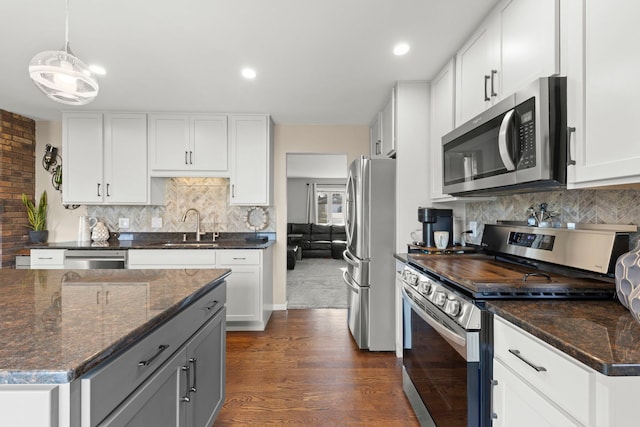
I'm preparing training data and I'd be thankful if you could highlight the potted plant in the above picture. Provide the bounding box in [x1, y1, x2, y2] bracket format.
[21, 190, 48, 243]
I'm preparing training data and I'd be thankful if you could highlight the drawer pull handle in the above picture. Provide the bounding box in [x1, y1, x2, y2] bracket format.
[38, 257, 54, 260]
[490, 379, 498, 420]
[138, 344, 169, 367]
[508, 349, 547, 372]
[204, 300, 220, 311]
[181, 364, 191, 402]
[189, 358, 197, 393]
[232, 257, 246, 260]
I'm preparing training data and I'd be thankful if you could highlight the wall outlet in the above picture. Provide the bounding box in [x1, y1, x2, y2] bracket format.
[151, 217, 163, 228]
[118, 218, 130, 229]
[469, 221, 478, 238]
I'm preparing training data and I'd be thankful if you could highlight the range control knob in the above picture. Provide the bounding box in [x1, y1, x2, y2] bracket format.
[402, 270, 418, 286]
[418, 279, 432, 295]
[433, 291, 447, 307]
[445, 299, 462, 317]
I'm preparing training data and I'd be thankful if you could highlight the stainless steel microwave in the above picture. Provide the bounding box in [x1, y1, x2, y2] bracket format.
[442, 76, 567, 195]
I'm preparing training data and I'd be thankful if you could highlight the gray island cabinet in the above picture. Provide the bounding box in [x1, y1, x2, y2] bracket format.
[0, 268, 229, 427]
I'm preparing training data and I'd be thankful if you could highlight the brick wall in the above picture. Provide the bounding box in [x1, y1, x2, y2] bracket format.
[0, 110, 35, 268]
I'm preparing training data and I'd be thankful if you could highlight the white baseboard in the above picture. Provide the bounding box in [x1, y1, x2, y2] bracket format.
[272, 303, 288, 311]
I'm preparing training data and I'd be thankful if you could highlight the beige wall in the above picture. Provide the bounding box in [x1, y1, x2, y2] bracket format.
[273, 125, 369, 307]
[35, 121, 89, 242]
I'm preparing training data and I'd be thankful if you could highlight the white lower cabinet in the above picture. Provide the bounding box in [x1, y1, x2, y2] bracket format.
[492, 359, 580, 427]
[100, 307, 225, 427]
[127, 249, 216, 269]
[128, 247, 273, 330]
[30, 249, 65, 269]
[0, 384, 69, 427]
[493, 315, 640, 427]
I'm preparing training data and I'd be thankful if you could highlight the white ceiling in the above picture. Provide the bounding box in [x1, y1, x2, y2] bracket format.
[0, 0, 498, 125]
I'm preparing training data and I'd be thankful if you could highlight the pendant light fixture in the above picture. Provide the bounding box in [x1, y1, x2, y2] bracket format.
[28, 0, 99, 105]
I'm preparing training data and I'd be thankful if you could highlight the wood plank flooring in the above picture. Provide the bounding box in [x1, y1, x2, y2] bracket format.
[214, 309, 420, 426]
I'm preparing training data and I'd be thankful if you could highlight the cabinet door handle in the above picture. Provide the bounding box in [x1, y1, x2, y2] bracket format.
[105, 290, 109, 304]
[97, 183, 101, 197]
[181, 364, 191, 402]
[106, 183, 110, 197]
[96, 291, 100, 305]
[189, 150, 193, 164]
[566, 126, 576, 166]
[138, 344, 170, 367]
[376, 140, 381, 155]
[508, 349, 547, 372]
[490, 379, 499, 420]
[204, 300, 220, 311]
[185, 151, 189, 165]
[490, 69, 498, 97]
[189, 358, 197, 393]
[231, 184, 235, 198]
[484, 75, 491, 101]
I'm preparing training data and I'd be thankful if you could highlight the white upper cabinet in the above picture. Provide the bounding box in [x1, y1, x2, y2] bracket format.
[456, 0, 559, 124]
[380, 89, 396, 157]
[430, 59, 456, 201]
[148, 114, 228, 176]
[229, 115, 273, 206]
[370, 89, 396, 158]
[564, 0, 640, 188]
[63, 112, 149, 205]
[369, 113, 382, 158]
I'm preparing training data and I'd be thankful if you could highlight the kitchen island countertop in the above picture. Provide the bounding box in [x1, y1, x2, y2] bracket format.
[0, 268, 229, 384]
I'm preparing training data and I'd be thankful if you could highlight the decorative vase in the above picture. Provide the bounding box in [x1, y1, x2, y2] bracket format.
[615, 242, 640, 322]
[91, 221, 110, 242]
[28, 230, 48, 243]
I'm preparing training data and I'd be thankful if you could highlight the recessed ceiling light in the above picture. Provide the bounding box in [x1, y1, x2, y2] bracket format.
[242, 68, 257, 79]
[89, 64, 107, 76]
[393, 43, 410, 56]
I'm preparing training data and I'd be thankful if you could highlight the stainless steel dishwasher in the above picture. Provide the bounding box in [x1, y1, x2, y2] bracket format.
[63, 250, 127, 269]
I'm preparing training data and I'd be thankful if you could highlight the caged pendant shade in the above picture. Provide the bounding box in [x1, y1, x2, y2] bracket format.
[28, 0, 99, 105]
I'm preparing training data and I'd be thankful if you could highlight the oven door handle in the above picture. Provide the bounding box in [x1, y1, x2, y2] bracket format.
[498, 109, 517, 171]
[402, 287, 466, 348]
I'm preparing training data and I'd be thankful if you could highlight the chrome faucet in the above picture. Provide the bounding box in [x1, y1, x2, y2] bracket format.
[181, 208, 206, 241]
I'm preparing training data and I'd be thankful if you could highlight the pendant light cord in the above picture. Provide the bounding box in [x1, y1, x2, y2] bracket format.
[64, 0, 70, 53]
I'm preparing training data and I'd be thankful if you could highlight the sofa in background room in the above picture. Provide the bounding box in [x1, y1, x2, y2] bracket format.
[287, 223, 347, 262]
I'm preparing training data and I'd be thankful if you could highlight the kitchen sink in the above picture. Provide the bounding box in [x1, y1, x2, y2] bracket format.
[155, 242, 220, 248]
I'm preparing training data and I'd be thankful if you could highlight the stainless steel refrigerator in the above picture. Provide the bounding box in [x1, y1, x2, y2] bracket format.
[342, 156, 396, 351]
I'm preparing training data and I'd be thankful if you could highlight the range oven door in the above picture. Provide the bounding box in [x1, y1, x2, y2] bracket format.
[402, 286, 481, 427]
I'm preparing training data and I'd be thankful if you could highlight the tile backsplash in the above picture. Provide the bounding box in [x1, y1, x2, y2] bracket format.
[87, 178, 275, 234]
[465, 189, 640, 248]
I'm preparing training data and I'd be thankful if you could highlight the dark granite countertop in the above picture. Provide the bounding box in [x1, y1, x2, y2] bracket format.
[487, 300, 640, 376]
[0, 268, 229, 385]
[26, 232, 275, 250]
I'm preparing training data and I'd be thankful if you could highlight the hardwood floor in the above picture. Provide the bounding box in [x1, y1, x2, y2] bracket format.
[215, 309, 420, 426]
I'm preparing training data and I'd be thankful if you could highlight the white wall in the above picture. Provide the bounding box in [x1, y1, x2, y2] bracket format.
[273, 125, 369, 307]
[35, 121, 89, 242]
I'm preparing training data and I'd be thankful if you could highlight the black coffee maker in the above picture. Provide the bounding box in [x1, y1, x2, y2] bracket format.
[418, 207, 453, 248]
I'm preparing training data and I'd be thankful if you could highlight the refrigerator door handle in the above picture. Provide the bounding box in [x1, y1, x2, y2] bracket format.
[343, 269, 360, 293]
[342, 250, 360, 267]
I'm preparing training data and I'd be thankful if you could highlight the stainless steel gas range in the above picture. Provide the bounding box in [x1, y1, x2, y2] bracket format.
[400, 222, 637, 427]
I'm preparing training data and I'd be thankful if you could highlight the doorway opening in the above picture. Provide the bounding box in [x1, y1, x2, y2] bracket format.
[286, 153, 348, 309]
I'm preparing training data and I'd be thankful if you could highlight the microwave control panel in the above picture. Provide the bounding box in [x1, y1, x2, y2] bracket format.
[517, 98, 536, 169]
